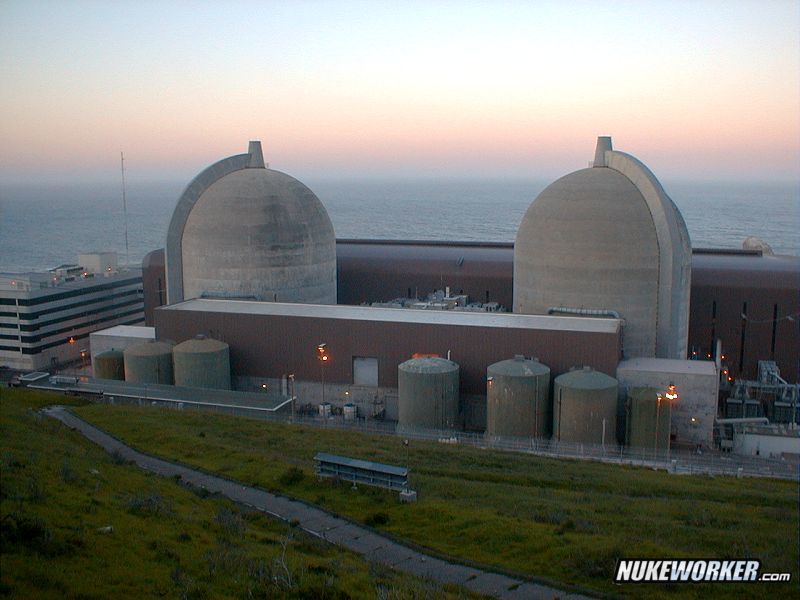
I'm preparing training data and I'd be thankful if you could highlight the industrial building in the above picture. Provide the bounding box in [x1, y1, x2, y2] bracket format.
[0, 253, 144, 371]
[125, 138, 798, 451]
[515, 137, 691, 360]
[165, 141, 336, 305]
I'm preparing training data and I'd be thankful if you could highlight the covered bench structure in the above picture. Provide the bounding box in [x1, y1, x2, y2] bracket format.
[314, 452, 408, 491]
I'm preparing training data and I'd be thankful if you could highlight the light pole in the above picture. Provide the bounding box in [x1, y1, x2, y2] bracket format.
[288, 373, 295, 421]
[317, 343, 329, 407]
[655, 394, 662, 458]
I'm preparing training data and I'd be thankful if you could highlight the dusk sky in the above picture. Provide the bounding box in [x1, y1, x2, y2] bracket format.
[1, 0, 798, 184]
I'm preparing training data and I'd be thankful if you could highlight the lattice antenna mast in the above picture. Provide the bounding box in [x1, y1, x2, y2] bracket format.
[120, 151, 130, 267]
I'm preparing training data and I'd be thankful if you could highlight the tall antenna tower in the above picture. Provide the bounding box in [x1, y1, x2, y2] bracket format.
[120, 151, 130, 267]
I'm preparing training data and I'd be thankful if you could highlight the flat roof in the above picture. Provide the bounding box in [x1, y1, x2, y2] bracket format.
[162, 298, 621, 334]
[90, 325, 155, 339]
[314, 452, 408, 477]
[617, 357, 718, 375]
[32, 378, 289, 411]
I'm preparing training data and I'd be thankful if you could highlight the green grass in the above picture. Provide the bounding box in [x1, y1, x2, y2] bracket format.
[68, 398, 800, 599]
[0, 388, 479, 599]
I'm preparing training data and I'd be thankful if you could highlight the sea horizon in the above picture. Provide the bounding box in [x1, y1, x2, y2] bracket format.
[1, 177, 798, 274]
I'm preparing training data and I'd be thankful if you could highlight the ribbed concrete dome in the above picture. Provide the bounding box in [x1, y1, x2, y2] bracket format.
[514, 137, 692, 360]
[166, 141, 337, 305]
[515, 168, 659, 358]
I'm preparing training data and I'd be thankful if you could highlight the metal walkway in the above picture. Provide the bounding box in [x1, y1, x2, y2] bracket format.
[43, 406, 591, 600]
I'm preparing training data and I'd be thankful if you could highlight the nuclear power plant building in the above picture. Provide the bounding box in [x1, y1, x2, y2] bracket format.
[136, 137, 798, 450]
[165, 141, 337, 305]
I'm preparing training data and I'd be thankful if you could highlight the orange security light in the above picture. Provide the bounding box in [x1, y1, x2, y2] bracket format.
[317, 343, 329, 362]
[665, 384, 678, 401]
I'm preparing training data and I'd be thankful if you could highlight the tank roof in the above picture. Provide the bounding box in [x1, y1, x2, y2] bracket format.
[124, 340, 174, 356]
[174, 337, 229, 353]
[398, 356, 459, 373]
[555, 367, 617, 389]
[488, 357, 550, 377]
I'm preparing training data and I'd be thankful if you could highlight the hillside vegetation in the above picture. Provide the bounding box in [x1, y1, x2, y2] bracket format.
[0, 389, 476, 599]
[72, 399, 799, 599]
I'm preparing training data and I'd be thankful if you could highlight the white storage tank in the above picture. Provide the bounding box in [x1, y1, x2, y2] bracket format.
[398, 357, 460, 431]
[553, 366, 618, 445]
[486, 356, 551, 438]
[173, 336, 231, 390]
[123, 341, 174, 384]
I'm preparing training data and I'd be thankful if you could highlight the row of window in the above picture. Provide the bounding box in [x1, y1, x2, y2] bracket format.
[17, 295, 143, 332]
[1, 287, 142, 322]
[0, 276, 141, 307]
[0, 309, 144, 354]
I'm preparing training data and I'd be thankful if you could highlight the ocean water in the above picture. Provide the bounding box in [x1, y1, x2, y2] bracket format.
[0, 178, 797, 273]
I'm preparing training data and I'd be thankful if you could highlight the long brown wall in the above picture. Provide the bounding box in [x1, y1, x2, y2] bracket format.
[688, 253, 799, 382]
[155, 308, 620, 395]
[143, 242, 800, 382]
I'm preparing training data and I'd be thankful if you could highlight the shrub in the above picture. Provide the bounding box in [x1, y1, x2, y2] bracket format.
[278, 466, 305, 486]
[126, 492, 170, 516]
[60, 459, 78, 483]
[109, 450, 132, 465]
[364, 511, 390, 527]
[215, 506, 245, 539]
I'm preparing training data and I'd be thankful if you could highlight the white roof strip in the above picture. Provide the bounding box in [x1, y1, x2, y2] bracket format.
[163, 298, 620, 334]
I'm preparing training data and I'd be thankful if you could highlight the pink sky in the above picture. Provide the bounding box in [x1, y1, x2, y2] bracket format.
[1, 1, 798, 183]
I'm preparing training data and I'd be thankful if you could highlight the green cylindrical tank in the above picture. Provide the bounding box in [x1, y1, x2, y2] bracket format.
[398, 357, 460, 430]
[486, 355, 550, 437]
[93, 350, 124, 381]
[123, 341, 174, 384]
[553, 366, 618, 444]
[173, 336, 231, 390]
[626, 387, 671, 451]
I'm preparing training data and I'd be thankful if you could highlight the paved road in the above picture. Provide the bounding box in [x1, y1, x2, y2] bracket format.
[44, 406, 591, 600]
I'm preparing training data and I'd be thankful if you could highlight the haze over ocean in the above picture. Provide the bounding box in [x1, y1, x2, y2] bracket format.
[0, 179, 798, 273]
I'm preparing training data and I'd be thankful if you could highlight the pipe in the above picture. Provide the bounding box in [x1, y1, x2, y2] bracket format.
[547, 307, 622, 319]
[714, 417, 769, 425]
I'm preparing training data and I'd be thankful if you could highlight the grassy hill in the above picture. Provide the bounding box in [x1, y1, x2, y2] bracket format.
[0, 388, 477, 599]
[3, 388, 797, 598]
[71, 398, 799, 599]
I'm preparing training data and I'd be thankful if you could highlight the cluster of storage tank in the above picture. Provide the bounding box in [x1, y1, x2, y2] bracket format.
[397, 355, 670, 449]
[93, 336, 231, 390]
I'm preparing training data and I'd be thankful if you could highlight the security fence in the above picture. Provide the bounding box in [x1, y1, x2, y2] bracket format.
[90, 391, 799, 481]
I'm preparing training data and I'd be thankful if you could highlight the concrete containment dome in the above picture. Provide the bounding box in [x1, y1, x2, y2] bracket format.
[173, 336, 231, 390]
[486, 356, 550, 438]
[514, 137, 691, 359]
[398, 357, 460, 431]
[166, 141, 336, 305]
[552, 366, 618, 445]
[123, 340, 174, 384]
